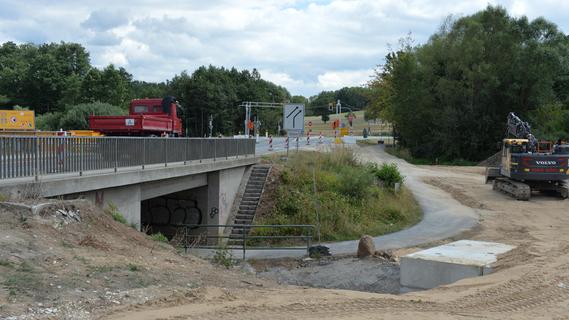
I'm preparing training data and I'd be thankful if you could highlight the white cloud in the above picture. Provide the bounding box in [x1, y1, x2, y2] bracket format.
[317, 69, 373, 90]
[81, 9, 128, 31]
[0, 0, 568, 96]
[259, 70, 305, 88]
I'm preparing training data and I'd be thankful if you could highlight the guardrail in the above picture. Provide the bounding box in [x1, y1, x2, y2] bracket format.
[181, 224, 314, 259]
[0, 136, 255, 180]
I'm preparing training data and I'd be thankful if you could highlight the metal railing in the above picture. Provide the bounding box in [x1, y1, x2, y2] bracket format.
[181, 224, 314, 259]
[0, 136, 256, 180]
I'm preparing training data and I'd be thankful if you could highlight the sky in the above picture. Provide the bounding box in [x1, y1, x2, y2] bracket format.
[0, 0, 568, 97]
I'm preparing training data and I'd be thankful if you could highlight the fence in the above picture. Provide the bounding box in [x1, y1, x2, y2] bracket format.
[180, 224, 314, 259]
[0, 136, 255, 180]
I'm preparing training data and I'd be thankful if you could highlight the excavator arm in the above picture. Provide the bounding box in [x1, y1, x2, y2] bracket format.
[507, 112, 538, 151]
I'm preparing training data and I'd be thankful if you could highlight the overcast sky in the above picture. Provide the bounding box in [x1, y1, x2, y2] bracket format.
[0, 0, 568, 97]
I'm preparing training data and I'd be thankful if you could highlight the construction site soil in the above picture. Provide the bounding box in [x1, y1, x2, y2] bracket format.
[2, 145, 569, 319]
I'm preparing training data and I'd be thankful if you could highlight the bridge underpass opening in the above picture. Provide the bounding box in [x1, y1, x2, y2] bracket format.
[141, 187, 208, 240]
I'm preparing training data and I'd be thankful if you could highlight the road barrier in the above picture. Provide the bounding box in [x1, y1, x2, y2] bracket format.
[0, 136, 255, 180]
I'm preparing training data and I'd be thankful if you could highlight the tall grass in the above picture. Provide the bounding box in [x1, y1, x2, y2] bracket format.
[254, 149, 421, 242]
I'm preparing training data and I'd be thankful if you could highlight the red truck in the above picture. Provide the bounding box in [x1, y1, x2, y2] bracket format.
[89, 96, 183, 136]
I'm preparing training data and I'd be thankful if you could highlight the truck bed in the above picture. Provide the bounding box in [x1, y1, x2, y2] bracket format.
[89, 115, 177, 135]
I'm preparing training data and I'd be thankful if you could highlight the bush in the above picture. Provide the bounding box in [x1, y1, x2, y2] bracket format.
[150, 232, 168, 243]
[371, 163, 404, 189]
[36, 102, 126, 131]
[212, 246, 235, 268]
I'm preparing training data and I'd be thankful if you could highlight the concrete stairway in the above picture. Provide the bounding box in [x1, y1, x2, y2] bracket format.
[228, 165, 271, 245]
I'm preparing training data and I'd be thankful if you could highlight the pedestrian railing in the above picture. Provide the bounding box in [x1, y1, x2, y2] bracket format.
[0, 136, 255, 180]
[180, 224, 314, 259]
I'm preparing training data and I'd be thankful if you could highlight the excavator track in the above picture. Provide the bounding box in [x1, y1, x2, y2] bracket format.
[561, 181, 569, 199]
[493, 178, 531, 201]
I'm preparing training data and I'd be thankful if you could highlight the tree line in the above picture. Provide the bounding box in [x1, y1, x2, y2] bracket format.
[366, 6, 569, 161]
[0, 42, 291, 136]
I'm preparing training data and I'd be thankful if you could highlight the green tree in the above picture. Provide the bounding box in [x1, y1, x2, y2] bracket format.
[368, 6, 569, 161]
[37, 102, 126, 131]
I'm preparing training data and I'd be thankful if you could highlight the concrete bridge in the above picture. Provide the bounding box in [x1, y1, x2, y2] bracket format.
[0, 136, 257, 235]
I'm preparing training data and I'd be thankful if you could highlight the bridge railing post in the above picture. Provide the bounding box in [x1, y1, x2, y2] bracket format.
[34, 137, 39, 181]
[142, 138, 146, 170]
[114, 138, 118, 173]
[184, 138, 188, 165]
[164, 139, 168, 167]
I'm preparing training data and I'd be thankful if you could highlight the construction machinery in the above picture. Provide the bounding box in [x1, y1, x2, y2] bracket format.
[486, 112, 569, 200]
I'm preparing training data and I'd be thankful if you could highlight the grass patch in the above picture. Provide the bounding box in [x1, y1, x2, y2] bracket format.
[150, 232, 169, 243]
[253, 149, 422, 243]
[0, 193, 7, 202]
[212, 246, 235, 268]
[106, 203, 127, 224]
[0, 259, 13, 268]
[385, 146, 477, 166]
[127, 263, 141, 272]
[3, 262, 49, 298]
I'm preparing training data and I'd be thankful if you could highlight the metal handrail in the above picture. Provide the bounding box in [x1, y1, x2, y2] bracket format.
[181, 224, 314, 259]
[0, 136, 256, 180]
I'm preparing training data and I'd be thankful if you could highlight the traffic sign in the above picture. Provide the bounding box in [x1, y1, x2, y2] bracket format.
[283, 104, 305, 133]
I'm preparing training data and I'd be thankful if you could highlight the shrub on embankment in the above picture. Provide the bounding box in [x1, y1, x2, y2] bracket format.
[254, 149, 421, 242]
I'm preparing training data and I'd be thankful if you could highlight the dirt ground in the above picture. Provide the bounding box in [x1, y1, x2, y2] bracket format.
[2, 145, 569, 319]
[104, 145, 569, 320]
[0, 200, 277, 319]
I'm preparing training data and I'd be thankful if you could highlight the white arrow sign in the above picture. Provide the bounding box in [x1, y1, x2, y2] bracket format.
[283, 104, 305, 133]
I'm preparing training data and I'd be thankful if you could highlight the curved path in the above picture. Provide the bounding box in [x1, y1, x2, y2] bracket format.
[191, 145, 480, 259]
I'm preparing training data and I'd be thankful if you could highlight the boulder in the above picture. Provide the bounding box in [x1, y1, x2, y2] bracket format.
[357, 235, 375, 258]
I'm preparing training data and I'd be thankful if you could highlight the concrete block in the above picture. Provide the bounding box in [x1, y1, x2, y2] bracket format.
[400, 240, 515, 290]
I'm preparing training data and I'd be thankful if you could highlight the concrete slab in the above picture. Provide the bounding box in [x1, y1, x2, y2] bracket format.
[400, 240, 515, 290]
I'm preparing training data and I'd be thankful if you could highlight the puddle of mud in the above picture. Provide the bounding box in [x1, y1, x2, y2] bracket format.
[251, 256, 401, 294]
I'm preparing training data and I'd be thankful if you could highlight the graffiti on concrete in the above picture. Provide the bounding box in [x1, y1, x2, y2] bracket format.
[141, 197, 202, 228]
[209, 207, 219, 219]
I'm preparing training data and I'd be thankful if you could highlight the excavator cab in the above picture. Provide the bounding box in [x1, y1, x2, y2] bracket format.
[500, 139, 529, 178]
